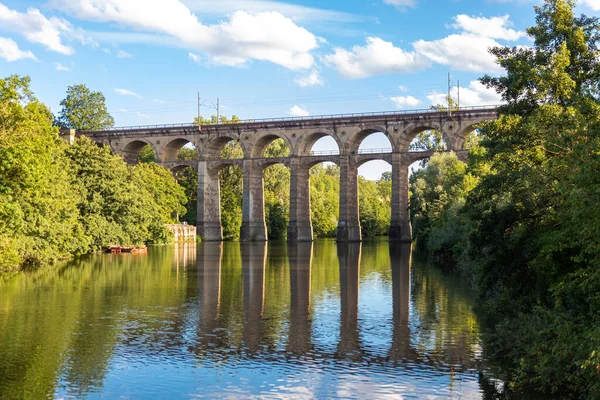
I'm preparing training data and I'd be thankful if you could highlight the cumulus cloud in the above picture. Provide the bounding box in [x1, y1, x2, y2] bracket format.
[390, 95, 422, 109]
[114, 88, 143, 98]
[52, 0, 318, 70]
[295, 70, 323, 87]
[323, 37, 429, 79]
[581, 0, 600, 11]
[287, 105, 310, 117]
[452, 14, 526, 41]
[0, 3, 75, 55]
[427, 80, 503, 107]
[0, 37, 37, 61]
[55, 62, 70, 71]
[116, 50, 132, 58]
[414, 34, 503, 73]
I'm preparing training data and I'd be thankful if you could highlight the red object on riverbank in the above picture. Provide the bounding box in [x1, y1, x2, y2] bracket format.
[103, 245, 147, 254]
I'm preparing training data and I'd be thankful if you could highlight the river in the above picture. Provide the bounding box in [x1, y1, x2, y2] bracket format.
[0, 240, 507, 399]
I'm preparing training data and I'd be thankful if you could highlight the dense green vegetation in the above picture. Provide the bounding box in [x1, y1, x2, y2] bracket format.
[0, 76, 186, 273]
[409, 1, 600, 396]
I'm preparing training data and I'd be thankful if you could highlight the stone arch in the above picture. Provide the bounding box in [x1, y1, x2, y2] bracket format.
[205, 135, 247, 159]
[298, 131, 342, 156]
[161, 137, 197, 162]
[170, 163, 196, 174]
[450, 121, 484, 151]
[397, 122, 443, 152]
[256, 158, 290, 171]
[304, 156, 340, 169]
[356, 154, 393, 168]
[251, 133, 293, 158]
[120, 140, 159, 164]
[347, 127, 395, 155]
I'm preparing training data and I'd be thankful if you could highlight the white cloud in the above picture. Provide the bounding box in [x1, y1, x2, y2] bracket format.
[287, 105, 310, 117]
[55, 62, 70, 71]
[188, 52, 201, 63]
[102, 48, 111, 54]
[295, 69, 323, 87]
[383, 0, 417, 10]
[398, 85, 408, 92]
[135, 111, 150, 119]
[52, 0, 318, 70]
[427, 80, 503, 107]
[414, 34, 503, 73]
[152, 98, 166, 104]
[0, 3, 74, 55]
[116, 50, 132, 58]
[181, 0, 367, 24]
[0, 37, 37, 62]
[323, 37, 429, 79]
[114, 88, 143, 98]
[581, 0, 600, 11]
[390, 95, 421, 109]
[452, 14, 526, 41]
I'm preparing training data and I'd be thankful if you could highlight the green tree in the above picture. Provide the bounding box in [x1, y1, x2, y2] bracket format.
[56, 84, 114, 130]
[412, 1, 600, 396]
[310, 164, 340, 238]
[263, 139, 290, 239]
[0, 75, 87, 272]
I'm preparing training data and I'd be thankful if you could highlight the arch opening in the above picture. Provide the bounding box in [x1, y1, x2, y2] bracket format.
[163, 138, 196, 162]
[253, 135, 291, 158]
[309, 162, 340, 239]
[358, 160, 392, 238]
[302, 133, 340, 156]
[219, 164, 244, 241]
[353, 130, 393, 155]
[263, 162, 290, 240]
[122, 140, 156, 164]
[220, 140, 244, 160]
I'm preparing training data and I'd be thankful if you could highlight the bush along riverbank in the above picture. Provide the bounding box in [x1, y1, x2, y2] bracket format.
[409, 1, 600, 397]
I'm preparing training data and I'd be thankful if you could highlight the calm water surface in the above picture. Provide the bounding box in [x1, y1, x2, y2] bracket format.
[0, 240, 504, 399]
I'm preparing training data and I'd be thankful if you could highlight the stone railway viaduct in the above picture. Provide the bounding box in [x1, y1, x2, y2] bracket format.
[62, 106, 498, 242]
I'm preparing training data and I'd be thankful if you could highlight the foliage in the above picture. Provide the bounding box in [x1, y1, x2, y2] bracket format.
[175, 147, 199, 225]
[0, 76, 187, 271]
[55, 84, 114, 130]
[65, 137, 185, 249]
[409, 1, 600, 396]
[137, 145, 156, 163]
[310, 164, 340, 238]
[219, 140, 244, 240]
[263, 139, 290, 239]
[358, 176, 390, 237]
[0, 75, 87, 272]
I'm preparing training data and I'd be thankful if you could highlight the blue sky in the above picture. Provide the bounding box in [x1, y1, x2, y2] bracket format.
[1, 0, 599, 178]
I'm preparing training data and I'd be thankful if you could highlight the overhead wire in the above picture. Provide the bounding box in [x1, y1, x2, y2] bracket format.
[108, 84, 448, 118]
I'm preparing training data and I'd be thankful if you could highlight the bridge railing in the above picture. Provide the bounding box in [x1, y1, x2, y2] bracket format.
[99, 105, 500, 132]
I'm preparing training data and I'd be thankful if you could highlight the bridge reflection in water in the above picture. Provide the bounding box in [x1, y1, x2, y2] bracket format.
[191, 240, 479, 369]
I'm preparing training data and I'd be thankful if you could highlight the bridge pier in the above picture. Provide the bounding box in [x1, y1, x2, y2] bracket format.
[241, 160, 268, 242]
[288, 159, 313, 242]
[337, 156, 362, 242]
[197, 161, 223, 242]
[389, 155, 412, 242]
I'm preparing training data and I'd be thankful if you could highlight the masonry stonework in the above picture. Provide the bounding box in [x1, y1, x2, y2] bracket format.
[71, 108, 497, 243]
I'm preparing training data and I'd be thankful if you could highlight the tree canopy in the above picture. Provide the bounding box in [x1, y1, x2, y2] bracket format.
[56, 84, 114, 131]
